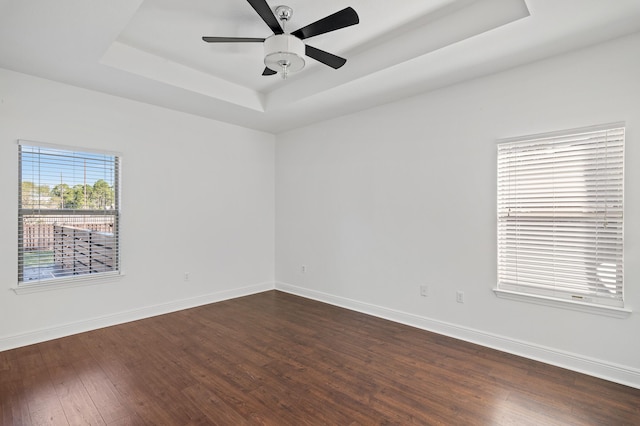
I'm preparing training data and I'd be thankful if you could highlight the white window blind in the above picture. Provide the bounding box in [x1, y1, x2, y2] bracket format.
[497, 125, 624, 307]
[18, 142, 121, 285]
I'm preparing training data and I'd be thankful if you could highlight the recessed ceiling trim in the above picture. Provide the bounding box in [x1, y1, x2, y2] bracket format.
[264, 0, 530, 111]
[101, 41, 265, 112]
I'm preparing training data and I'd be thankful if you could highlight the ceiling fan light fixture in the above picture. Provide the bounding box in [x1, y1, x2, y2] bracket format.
[264, 34, 305, 79]
[202, 2, 359, 78]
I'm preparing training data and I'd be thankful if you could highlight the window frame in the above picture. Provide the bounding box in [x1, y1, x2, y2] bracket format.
[494, 124, 630, 317]
[15, 140, 123, 293]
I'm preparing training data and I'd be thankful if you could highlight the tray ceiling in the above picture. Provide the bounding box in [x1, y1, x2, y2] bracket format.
[1, 0, 640, 133]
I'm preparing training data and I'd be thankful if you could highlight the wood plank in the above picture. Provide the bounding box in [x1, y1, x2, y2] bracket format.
[38, 338, 106, 426]
[0, 349, 32, 425]
[79, 328, 196, 424]
[14, 345, 68, 425]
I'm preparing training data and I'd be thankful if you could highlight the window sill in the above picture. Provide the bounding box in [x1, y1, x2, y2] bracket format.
[493, 288, 632, 319]
[12, 272, 124, 295]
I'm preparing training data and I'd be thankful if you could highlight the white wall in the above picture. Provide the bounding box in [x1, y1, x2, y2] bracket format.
[0, 68, 275, 349]
[275, 32, 640, 387]
[2, 31, 639, 388]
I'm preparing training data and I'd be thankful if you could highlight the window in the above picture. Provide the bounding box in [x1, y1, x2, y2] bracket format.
[18, 141, 121, 286]
[497, 124, 624, 308]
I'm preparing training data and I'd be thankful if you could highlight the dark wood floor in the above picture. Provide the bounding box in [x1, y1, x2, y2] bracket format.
[1, 291, 639, 425]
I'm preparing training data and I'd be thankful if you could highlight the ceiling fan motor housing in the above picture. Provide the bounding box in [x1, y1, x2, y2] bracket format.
[264, 34, 305, 72]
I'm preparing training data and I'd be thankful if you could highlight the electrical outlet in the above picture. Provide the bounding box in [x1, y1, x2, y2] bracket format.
[301, 265, 307, 273]
[420, 285, 429, 297]
[184, 272, 190, 281]
[456, 291, 464, 303]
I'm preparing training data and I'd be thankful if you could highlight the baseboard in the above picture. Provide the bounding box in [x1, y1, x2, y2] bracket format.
[4, 280, 638, 389]
[275, 281, 640, 390]
[0, 281, 275, 352]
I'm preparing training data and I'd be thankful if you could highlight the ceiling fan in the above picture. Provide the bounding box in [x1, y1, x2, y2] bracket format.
[202, 0, 359, 79]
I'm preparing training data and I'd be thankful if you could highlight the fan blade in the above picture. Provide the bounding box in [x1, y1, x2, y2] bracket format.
[305, 45, 347, 69]
[247, 0, 283, 35]
[202, 37, 265, 43]
[291, 7, 359, 40]
[262, 67, 277, 76]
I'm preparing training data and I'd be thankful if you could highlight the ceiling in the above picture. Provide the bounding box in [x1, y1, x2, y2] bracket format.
[1, 0, 640, 134]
